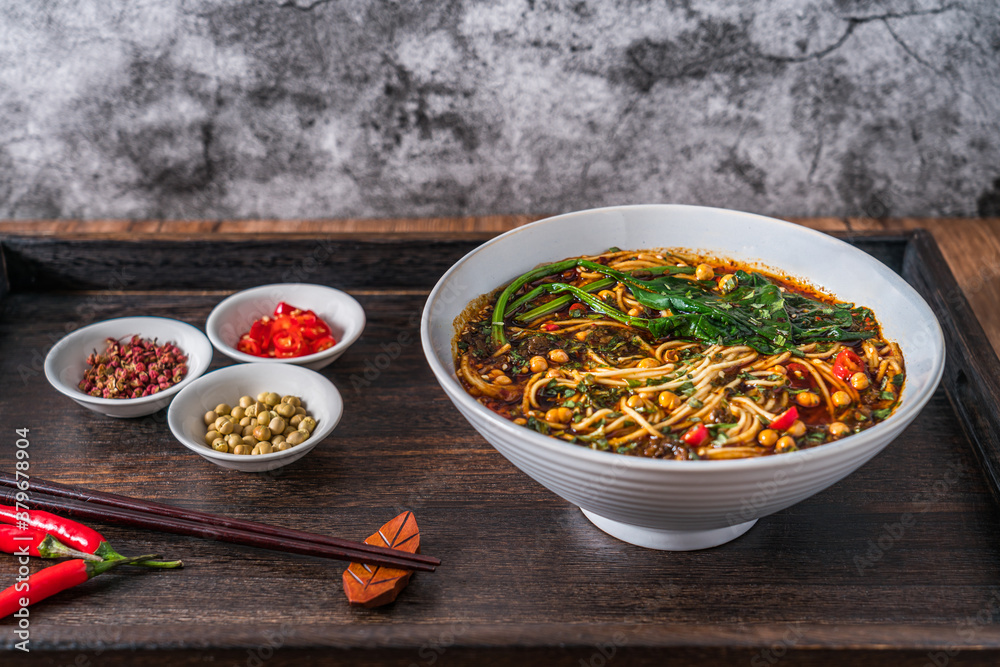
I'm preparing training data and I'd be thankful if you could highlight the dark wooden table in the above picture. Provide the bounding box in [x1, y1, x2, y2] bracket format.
[1, 219, 1000, 666]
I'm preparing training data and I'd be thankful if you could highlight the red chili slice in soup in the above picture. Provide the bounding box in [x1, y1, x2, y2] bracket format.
[832, 348, 865, 381]
[681, 423, 708, 447]
[769, 406, 799, 431]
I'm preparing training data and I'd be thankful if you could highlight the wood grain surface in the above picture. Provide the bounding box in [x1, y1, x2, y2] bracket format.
[2, 215, 998, 354]
[0, 227, 999, 666]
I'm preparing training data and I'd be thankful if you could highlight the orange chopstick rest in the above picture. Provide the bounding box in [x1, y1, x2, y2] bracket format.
[343, 512, 420, 608]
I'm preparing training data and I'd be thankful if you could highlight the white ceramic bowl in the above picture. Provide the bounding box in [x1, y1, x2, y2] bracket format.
[167, 363, 343, 472]
[421, 205, 945, 550]
[205, 283, 365, 371]
[44, 317, 214, 419]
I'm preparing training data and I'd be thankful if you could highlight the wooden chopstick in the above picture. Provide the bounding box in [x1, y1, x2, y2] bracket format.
[0, 473, 439, 568]
[0, 476, 438, 572]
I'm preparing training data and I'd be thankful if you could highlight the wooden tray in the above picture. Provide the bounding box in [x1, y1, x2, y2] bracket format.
[2, 230, 1000, 667]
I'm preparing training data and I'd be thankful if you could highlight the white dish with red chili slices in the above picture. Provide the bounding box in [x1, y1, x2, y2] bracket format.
[205, 283, 365, 371]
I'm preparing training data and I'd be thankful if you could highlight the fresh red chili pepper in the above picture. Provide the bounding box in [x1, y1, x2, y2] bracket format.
[311, 335, 337, 353]
[568, 303, 587, 314]
[237, 303, 337, 358]
[271, 314, 298, 333]
[0, 505, 181, 569]
[249, 319, 273, 350]
[542, 323, 560, 331]
[236, 336, 263, 356]
[0, 525, 101, 561]
[272, 328, 303, 352]
[273, 301, 296, 316]
[769, 406, 799, 431]
[681, 423, 709, 447]
[274, 340, 309, 358]
[0, 504, 104, 553]
[0, 555, 158, 619]
[299, 312, 331, 341]
[832, 348, 865, 381]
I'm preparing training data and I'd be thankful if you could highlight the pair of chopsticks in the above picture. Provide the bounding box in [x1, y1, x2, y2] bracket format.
[0, 473, 439, 572]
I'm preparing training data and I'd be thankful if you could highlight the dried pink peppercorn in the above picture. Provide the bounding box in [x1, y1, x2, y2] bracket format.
[79, 335, 188, 399]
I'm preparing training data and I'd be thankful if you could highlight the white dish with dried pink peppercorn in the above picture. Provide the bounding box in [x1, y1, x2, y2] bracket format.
[44, 317, 214, 418]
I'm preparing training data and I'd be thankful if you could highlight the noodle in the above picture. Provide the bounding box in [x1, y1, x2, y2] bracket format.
[455, 248, 904, 460]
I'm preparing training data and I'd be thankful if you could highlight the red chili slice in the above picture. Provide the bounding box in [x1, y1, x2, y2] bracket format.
[249, 320, 272, 348]
[832, 348, 865, 381]
[274, 339, 309, 357]
[769, 406, 799, 431]
[273, 302, 296, 316]
[271, 314, 299, 332]
[681, 423, 709, 447]
[237, 336, 264, 356]
[238, 303, 335, 359]
[272, 328, 304, 352]
[301, 322, 332, 341]
[311, 335, 337, 353]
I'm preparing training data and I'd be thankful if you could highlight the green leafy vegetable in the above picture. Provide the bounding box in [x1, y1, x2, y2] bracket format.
[491, 259, 879, 354]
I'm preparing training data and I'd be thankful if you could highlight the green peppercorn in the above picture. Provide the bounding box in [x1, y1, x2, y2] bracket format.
[286, 430, 308, 446]
[205, 393, 317, 454]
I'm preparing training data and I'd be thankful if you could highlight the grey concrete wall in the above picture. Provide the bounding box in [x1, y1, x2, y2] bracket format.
[0, 1, 997, 221]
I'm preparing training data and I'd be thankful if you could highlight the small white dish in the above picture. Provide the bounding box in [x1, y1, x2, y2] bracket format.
[44, 317, 214, 419]
[205, 283, 365, 371]
[167, 362, 343, 472]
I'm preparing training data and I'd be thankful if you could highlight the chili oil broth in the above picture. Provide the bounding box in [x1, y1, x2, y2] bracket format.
[455, 249, 905, 460]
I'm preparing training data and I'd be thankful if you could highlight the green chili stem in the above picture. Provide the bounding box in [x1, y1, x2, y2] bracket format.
[94, 542, 184, 569]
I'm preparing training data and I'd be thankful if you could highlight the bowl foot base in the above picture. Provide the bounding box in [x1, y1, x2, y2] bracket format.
[581, 510, 758, 551]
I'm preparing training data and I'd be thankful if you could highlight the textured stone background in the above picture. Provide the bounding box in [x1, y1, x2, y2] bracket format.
[0, 0, 997, 221]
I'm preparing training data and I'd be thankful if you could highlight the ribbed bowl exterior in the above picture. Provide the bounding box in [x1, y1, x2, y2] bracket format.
[422, 205, 945, 534]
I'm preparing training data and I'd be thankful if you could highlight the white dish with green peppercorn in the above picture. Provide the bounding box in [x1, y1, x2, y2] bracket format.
[44, 316, 214, 419]
[205, 283, 366, 371]
[167, 363, 343, 472]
